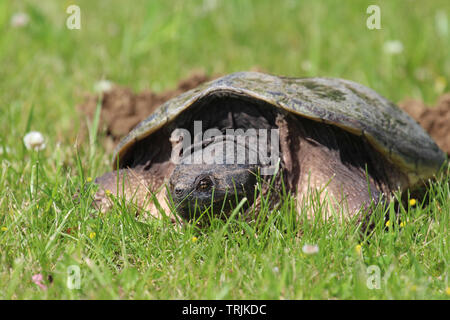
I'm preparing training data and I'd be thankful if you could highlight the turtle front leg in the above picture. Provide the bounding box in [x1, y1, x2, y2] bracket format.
[277, 114, 384, 221]
[296, 160, 383, 221]
[93, 168, 174, 219]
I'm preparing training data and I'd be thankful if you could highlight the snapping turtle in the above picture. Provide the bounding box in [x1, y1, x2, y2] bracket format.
[93, 71, 446, 221]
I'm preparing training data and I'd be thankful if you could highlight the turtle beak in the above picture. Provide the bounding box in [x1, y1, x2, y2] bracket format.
[172, 183, 190, 200]
[168, 184, 225, 221]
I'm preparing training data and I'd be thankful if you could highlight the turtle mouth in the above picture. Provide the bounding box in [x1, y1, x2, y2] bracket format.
[171, 189, 241, 221]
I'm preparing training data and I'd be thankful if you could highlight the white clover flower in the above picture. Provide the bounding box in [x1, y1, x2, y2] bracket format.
[435, 11, 448, 37]
[201, 0, 219, 14]
[301, 60, 313, 72]
[0, 146, 11, 155]
[302, 244, 319, 255]
[272, 266, 280, 273]
[383, 40, 404, 55]
[23, 131, 46, 151]
[94, 80, 113, 93]
[10, 12, 29, 28]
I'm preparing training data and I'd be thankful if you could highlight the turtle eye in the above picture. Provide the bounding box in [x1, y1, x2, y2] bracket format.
[197, 177, 212, 191]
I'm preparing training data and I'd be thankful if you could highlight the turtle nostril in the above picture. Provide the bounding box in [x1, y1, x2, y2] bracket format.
[174, 187, 184, 197]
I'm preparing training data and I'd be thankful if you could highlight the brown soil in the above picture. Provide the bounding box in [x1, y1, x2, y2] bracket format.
[76, 71, 217, 151]
[77, 74, 450, 156]
[399, 93, 450, 155]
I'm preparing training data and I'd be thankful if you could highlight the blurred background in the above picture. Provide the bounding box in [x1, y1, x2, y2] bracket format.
[1, 0, 449, 150]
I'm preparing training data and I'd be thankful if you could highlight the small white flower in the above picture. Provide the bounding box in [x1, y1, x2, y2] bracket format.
[383, 40, 404, 55]
[94, 80, 113, 93]
[23, 131, 46, 151]
[201, 0, 219, 13]
[302, 244, 319, 255]
[0, 146, 11, 155]
[301, 60, 313, 72]
[435, 10, 448, 37]
[272, 266, 279, 273]
[11, 12, 29, 28]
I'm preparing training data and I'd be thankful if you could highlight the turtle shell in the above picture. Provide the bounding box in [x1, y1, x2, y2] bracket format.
[113, 71, 446, 187]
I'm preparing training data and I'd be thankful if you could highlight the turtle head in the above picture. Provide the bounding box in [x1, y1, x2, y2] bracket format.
[167, 136, 259, 221]
[168, 163, 257, 221]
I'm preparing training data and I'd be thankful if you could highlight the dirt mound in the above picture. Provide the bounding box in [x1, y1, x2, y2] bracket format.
[399, 94, 450, 155]
[77, 72, 216, 150]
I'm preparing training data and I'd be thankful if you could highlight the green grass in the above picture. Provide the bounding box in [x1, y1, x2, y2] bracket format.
[0, 0, 449, 299]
